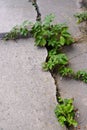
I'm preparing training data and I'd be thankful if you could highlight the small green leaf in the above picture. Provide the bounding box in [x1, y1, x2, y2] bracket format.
[55, 98, 78, 127]
[60, 36, 65, 45]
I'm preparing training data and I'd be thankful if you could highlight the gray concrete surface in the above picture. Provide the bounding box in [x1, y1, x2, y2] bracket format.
[37, 0, 81, 37]
[0, 1, 66, 130]
[36, 1, 87, 129]
[0, 39, 65, 130]
[0, 0, 87, 130]
[0, 0, 36, 32]
[56, 43, 87, 130]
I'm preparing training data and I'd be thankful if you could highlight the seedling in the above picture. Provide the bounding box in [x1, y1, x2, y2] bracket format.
[75, 70, 87, 83]
[59, 67, 74, 78]
[74, 12, 87, 23]
[55, 97, 78, 128]
[3, 21, 33, 40]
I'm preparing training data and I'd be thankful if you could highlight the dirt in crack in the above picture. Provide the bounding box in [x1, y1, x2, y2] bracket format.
[30, 0, 41, 21]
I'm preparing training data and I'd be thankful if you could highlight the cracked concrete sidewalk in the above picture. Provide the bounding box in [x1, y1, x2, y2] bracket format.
[56, 42, 87, 130]
[0, 0, 87, 130]
[37, 0, 87, 130]
[0, 0, 65, 130]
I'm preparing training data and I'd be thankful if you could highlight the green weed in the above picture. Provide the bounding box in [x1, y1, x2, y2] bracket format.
[75, 70, 87, 83]
[74, 12, 87, 23]
[59, 67, 74, 78]
[4, 21, 32, 40]
[55, 97, 78, 127]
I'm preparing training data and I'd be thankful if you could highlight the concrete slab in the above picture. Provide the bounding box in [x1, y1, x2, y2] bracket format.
[0, 0, 87, 130]
[56, 43, 87, 130]
[0, 0, 67, 130]
[63, 43, 87, 71]
[37, 0, 80, 36]
[0, 0, 36, 32]
[0, 39, 65, 130]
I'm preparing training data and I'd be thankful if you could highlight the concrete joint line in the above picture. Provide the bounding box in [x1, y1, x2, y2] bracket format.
[29, 0, 41, 21]
[30, 1, 66, 129]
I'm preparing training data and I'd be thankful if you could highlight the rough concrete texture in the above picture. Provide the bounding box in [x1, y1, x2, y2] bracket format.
[37, 0, 80, 37]
[56, 43, 87, 130]
[0, 0, 66, 130]
[0, 0, 87, 130]
[0, 39, 65, 130]
[66, 43, 87, 71]
[36, 0, 87, 129]
[0, 0, 36, 32]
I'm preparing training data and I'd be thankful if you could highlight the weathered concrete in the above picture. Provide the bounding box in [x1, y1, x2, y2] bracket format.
[37, 0, 80, 37]
[0, 39, 65, 130]
[0, 0, 87, 130]
[0, 0, 67, 130]
[62, 42, 87, 74]
[76, 0, 87, 10]
[36, 1, 87, 129]
[56, 43, 87, 130]
[0, 0, 36, 32]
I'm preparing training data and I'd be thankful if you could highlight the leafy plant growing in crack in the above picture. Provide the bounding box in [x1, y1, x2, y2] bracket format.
[74, 12, 87, 23]
[59, 67, 74, 78]
[31, 14, 75, 75]
[31, 14, 74, 48]
[75, 70, 87, 83]
[43, 53, 68, 71]
[55, 97, 78, 128]
[4, 21, 33, 40]
[4, 14, 87, 84]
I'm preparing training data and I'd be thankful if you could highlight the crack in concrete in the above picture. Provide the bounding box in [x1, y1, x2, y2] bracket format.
[0, 32, 8, 39]
[0, 32, 33, 40]
[45, 50, 67, 129]
[29, 0, 41, 21]
[0, 1, 73, 129]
